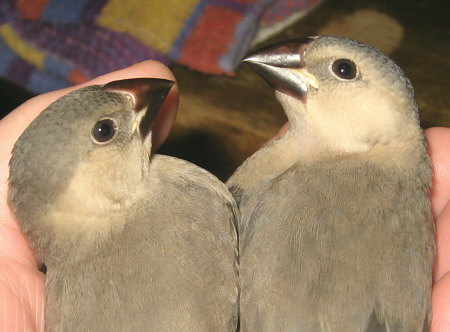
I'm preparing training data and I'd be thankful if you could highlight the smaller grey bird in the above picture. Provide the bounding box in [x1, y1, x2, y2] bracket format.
[8, 78, 239, 331]
[227, 37, 434, 331]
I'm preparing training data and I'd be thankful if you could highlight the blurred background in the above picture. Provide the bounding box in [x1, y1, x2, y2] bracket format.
[1, 0, 449, 180]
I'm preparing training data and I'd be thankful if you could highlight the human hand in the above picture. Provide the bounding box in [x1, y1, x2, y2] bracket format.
[0, 61, 178, 331]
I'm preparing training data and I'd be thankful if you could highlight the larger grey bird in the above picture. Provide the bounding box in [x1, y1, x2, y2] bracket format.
[8, 78, 239, 331]
[227, 36, 434, 331]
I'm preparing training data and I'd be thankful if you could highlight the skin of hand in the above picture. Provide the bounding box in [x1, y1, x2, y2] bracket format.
[0, 60, 449, 331]
[227, 36, 450, 331]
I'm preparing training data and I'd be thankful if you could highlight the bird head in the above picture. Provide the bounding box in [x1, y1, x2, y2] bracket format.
[244, 36, 422, 154]
[8, 78, 174, 263]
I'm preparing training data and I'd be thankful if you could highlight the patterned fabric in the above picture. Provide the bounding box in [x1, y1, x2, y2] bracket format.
[0, 0, 322, 93]
[260, 0, 323, 26]
[252, 0, 323, 44]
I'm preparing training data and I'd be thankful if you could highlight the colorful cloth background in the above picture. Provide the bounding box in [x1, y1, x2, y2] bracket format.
[0, 0, 322, 94]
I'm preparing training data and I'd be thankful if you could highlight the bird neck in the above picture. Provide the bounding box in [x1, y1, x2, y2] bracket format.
[227, 125, 315, 197]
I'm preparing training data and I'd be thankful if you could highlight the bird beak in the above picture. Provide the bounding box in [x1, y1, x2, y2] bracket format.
[103, 78, 175, 140]
[242, 37, 317, 102]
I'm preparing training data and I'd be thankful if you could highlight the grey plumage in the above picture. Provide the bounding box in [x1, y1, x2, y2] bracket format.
[8, 78, 239, 331]
[227, 36, 434, 331]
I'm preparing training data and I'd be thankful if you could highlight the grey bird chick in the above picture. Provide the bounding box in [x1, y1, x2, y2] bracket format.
[227, 37, 434, 331]
[8, 78, 239, 331]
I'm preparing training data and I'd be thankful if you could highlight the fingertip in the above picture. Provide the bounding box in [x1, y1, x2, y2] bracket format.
[425, 127, 450, 219]
[425, 127, 450, 172]
[134, 60, 177, 82]
[151, 81, 179, 151]
[425, 127, 450, 141]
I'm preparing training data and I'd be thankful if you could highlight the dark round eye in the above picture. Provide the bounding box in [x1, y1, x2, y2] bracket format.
[91, 118, 117, 144]
[332, 59, 357, 80]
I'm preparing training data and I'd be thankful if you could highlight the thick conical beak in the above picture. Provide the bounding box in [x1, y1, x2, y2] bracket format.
[103, 78, 174, 139]
[243, 37, 316, 102]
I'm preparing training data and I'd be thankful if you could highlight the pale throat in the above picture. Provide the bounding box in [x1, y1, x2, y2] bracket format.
[47, 150, 147, 234]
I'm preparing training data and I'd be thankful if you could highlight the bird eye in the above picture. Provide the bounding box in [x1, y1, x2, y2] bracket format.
[331, 59, 357, 80]
[91, 118, 117, 144]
